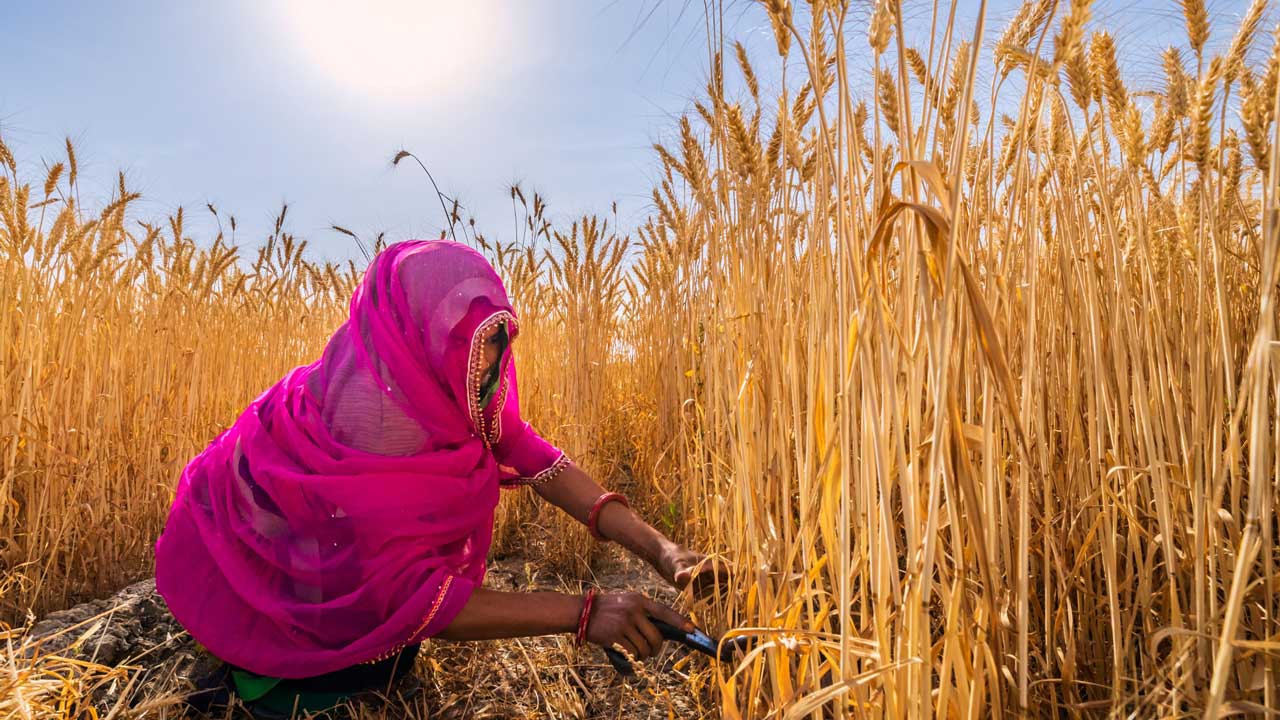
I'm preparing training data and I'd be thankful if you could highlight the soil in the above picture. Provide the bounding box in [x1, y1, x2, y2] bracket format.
[16, 554, 717, 719]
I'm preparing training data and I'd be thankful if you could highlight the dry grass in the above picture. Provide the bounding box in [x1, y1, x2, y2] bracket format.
[3, 0, 1280, 716]
[1, 555, 713, 720]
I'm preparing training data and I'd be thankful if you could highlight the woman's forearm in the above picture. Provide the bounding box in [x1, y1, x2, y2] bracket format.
[435, 587, 581, 641]
[440, 584, 692, 659]
[595, 499, 680, 568]
[534, 463, 679, 570]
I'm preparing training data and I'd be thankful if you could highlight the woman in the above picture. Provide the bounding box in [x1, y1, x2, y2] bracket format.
[155, 240, 714, 716]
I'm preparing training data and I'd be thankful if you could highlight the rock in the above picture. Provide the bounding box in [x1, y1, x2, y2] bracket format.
[26, 579, 191, 668]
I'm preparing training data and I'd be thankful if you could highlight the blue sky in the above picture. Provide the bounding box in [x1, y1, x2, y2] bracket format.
[1, 1, 1256, 263]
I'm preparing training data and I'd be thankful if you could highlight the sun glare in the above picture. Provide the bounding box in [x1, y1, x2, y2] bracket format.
[271, 1, 507, 104]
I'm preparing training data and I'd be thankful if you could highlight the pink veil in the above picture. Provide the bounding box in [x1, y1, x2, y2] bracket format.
[155, 240, 566, 678]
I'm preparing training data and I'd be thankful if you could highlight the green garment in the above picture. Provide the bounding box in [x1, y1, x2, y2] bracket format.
[478, 367, 500, 408]
[231, 670, 350, 715]
[227, 642, 420, 715]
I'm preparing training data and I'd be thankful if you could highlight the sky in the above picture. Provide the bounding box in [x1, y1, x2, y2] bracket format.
[0, 1, 1257, 264]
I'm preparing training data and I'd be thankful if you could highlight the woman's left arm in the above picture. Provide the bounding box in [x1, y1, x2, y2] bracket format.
[533, 463, 711, 591]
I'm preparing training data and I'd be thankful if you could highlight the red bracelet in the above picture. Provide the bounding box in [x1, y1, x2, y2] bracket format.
[575, 588, 597, 647]
[587, 492, 629, 542]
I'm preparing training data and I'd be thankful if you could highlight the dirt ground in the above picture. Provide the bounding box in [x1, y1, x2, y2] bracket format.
[13, 553, 720, 719]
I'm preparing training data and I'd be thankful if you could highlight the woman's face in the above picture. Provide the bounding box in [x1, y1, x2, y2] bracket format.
[480, 324, 504, 382]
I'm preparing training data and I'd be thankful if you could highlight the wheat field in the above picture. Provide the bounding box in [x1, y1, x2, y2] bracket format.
[3, 0, 1279, 717]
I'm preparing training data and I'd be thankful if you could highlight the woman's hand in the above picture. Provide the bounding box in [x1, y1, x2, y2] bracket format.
[657, 546, 729, 598]
[585, 592, 692, 660]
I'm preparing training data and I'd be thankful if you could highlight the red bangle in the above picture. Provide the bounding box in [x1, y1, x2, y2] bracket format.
[587, 492, 629, 542]
[575, 588, 597, 647]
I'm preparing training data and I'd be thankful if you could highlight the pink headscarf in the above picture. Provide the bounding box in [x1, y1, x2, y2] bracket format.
[155, 240, 566, 678]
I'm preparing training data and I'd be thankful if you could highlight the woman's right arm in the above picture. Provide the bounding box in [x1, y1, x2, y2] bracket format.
[436, 588, 692, 660]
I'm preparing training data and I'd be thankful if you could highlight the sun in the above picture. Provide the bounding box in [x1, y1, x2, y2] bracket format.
[270, 1, 506, 104]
